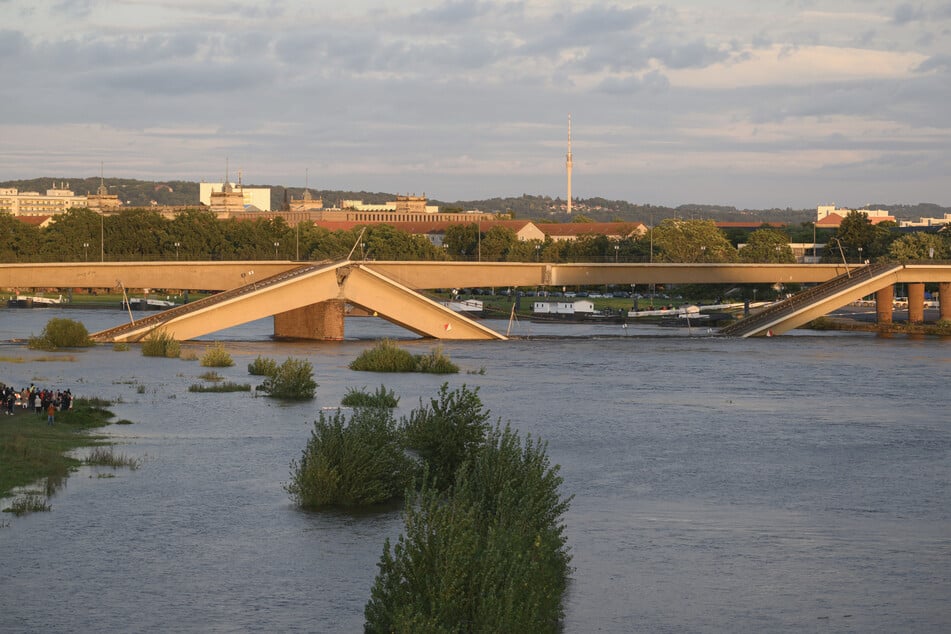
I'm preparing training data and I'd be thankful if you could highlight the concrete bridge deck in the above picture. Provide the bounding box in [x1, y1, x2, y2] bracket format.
[2, 260, 950, 340]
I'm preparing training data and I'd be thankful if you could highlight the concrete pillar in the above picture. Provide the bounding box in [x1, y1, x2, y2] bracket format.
[273, 300, 345, 340]
[939, 282, 951, 321]
[875, 286, 893, 326]
[907, 282, 925, 324]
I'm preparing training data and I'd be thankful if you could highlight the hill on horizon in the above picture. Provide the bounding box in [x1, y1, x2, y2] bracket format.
[2, 177, 948, 225]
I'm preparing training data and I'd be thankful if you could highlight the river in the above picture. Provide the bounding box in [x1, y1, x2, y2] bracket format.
[1, 308, 949, 632]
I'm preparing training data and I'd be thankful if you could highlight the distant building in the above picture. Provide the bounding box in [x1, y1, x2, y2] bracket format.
[200, 182, 271, 212]
[86, 176, 122, 212]
[535, 222, 647, 242]
[289, 188, 323, 212]
[816, 204, 895, 227]
[0, 184, 89, 216]
[899, 213, 951, 228]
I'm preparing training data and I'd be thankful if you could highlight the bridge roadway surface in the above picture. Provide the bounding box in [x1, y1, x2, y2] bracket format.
[2, 260, 950, 340]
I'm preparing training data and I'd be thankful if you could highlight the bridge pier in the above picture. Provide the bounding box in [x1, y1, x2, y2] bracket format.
[875, 286, 893, 325]
[940, 283, 951, 321]
[908, 282, 925, 324]
[273, 300, 345, 340]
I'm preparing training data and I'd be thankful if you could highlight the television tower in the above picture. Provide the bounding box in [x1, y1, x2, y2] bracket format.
[566, 114, 573, 215]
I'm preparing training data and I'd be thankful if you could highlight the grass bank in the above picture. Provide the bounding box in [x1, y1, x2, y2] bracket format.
[0, 398, 120, 504]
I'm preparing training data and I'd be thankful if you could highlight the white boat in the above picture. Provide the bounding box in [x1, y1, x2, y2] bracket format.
[441, 299, 484, 316]
[7, 294, 66, 307]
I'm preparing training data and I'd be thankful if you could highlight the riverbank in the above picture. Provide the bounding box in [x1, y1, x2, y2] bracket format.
[0, 399, 121, 505]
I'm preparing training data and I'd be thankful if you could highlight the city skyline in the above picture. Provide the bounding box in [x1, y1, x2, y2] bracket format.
[1, 1, 949, 209]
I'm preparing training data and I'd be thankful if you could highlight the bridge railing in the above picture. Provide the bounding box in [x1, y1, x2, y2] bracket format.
[91, 259, 338, 341]
[719, 262, 901, 337]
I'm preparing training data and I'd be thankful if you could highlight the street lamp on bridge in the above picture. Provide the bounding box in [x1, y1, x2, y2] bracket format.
[83, 242, 89, 262]
[174, 242, 181, 260]
[241, 269, 256, 290]
[274, 242, 280, 259]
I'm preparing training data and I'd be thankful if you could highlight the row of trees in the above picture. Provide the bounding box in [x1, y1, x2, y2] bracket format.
[2, 208, 947, 264]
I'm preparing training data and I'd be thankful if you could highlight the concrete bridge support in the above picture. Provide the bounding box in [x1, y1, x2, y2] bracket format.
[908, 282, 925, 324]
[875, 286, 894, 325]
[273, 300, 345, 340]
[940, 282, 951, 321]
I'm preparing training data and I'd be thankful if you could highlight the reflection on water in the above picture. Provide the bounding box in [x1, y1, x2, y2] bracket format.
[0, 308, 949, 632]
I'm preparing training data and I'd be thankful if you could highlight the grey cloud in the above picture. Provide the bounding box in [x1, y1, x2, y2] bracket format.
[597, 69, 670, 95]
[649, 38, 728, 69]
[892, 3, 926, 24]
[0, 29, 28, 59]
[915, 53, 951, 72]
[415, 0, 490, 24]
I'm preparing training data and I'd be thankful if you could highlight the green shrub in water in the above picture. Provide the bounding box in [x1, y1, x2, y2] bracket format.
[248, 355, 279, 377]
[27, 318, 92, 351]
[259, 357, 317, 400]
[341, 385, 400, 409]
[402, 383, 491, 490]
[141, 330, 180, 358]
[350, 340, 459, 374]
[364, 424, 572, 633]
[414, 344, 459, 374]
[286, 406, 416, 508]
[349, 339, 418, 372]
[200, 342, 234, 367]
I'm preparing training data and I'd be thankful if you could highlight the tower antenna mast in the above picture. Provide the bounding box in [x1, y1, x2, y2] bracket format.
[566, 114, 573, 215]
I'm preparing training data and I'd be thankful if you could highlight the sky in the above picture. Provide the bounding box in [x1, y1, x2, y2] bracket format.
[1, 0, 949, 209]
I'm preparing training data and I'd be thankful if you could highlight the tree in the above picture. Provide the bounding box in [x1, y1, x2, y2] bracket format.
[827, 211, 896, 261]
[738, 229, 796, 263]
[285, 407, 415, 508]
[652, 219, 738, 262]
[886, 232, 949, 261]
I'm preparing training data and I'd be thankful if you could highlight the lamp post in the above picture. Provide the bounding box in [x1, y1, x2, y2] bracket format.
[241, 270, 256, 290]
[614, 244, 619, 263]
[857, 246, 863, 264]
[699, 245, 707, 262]
[174, 242, 180, 261]
[535, 244, 540, 262]
[361, 242, 366, 260]
[83, 242, 89, 262]
[273, 241, 280, 259]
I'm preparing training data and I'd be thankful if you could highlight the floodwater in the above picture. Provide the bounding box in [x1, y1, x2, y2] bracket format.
[1, 308, 949, 632]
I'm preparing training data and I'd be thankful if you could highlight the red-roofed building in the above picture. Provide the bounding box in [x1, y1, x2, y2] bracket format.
[14, 214, 55, 229]
[535, 222, 647, 242]
[311, 219, 545, 246]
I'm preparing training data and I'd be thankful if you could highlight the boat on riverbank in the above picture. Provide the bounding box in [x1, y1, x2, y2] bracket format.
[440, 299, 485, 317]
[6, 294, 66, 308]
[530, 299, 627, 324]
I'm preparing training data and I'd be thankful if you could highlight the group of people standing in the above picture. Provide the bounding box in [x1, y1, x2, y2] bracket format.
[1, 384, 73, 425]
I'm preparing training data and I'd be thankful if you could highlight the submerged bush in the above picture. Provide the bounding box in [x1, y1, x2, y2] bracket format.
[259, 357, 317, 400]
[28, 318, 92, 351]
[286, 407, 416, 509]
[365, 425, 572, 633]
[200, 342, 234, 367]
[349, 339, 418, 372]
[403, 383, 491, 490]
[414, 345, 459, 374]
[141, 330, 180, 358]
[341, 385, 400, 409]
[188, 382, 251, 393]
[248, 355, 278, 377]
[349, 339, 459, 374]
